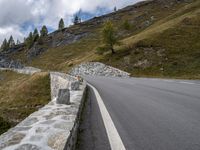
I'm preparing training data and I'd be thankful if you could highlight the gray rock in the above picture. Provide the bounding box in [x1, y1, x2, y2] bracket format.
[0, 54, 24, 69]
[15, 144, 41, 150]
[0, 133, 25, 149]
[27, 44, 46, 60]
[19, 118, 38, 126]
[70, 62, 130, 78]
[71, 81, 80, 90]
[56, 89, 70, 105]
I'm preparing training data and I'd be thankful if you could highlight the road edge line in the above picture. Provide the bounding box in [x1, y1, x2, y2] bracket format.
[88, 83, 126, 150]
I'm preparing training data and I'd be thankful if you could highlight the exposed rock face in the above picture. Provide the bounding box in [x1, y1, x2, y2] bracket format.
[50, 31, 89, 47]
[27, 44, 46, 60]
[0, 55, 23, 69]
[70, 62, 130, 78]
[57, 89, 70, 105]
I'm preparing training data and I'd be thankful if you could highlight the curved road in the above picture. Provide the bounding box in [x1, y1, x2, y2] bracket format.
[78, 76, 200, 150]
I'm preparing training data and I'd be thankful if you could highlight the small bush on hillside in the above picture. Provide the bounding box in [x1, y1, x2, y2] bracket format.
[95, 46, 109, 55]
[122, 20, 132, 30]
[0, 116, 11, 134]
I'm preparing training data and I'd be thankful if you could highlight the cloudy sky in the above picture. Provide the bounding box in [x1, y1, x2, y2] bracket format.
[0, 0, 142, 44]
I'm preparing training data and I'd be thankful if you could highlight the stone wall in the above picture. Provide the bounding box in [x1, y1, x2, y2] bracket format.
[0, 71, 87, 150]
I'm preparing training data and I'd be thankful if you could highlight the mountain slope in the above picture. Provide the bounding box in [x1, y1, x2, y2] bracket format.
[3, 0, 200, 79]
[99, 0, 200, 78]
[0, 71, 50, 133]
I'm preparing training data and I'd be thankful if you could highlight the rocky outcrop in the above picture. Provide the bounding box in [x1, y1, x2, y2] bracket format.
[0, 55, 23, 69]
[70, 62, 130, 78]
[27, 31, 90, 59]
[27, 44, 46, 60]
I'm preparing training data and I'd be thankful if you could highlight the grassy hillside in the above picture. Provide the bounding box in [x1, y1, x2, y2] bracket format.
[7, 0, 200, 79]
[0, 71, 50, 134]
[99, 0, 200, 79]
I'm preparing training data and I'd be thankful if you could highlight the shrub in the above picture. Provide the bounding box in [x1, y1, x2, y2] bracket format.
[122, 20, 132, 30]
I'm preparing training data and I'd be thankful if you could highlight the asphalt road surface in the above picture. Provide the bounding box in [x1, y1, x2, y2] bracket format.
[77, 76, 200, 150]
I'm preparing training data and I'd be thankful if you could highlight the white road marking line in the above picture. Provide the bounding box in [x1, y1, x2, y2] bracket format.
[180, 81, 195, 85]
[88, 83, 126, 150]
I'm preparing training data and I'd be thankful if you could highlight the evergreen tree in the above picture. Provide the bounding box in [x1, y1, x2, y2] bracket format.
[16, 39, 21, 45]
[25, 32, 34, 48]
[74, 15, 80, 25]
[58, 18, 65, 30]
[33, 28, 39, 41]
[1, 39, 8, 51]
[8, 35, 15, 47]
[28, 32, 33, 41]
[40, 25, 48, 37]
[102, 21, 119, 54]
[114, 6, 117, 12]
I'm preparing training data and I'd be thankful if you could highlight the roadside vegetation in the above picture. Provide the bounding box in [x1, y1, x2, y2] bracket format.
[0, 71, 51, 134]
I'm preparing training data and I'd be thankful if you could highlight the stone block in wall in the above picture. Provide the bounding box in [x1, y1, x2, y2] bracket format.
[50, 72, 70, 100]
[71, 81, 80, 91]
[57, 89, 70, 105]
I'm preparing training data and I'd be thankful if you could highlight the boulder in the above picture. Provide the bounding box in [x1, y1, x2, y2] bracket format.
[56, 89, 70, 105]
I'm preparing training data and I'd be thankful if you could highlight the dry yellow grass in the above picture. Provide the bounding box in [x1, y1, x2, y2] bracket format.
[0, 71, 51, 133]
[122, 0, 200, 47]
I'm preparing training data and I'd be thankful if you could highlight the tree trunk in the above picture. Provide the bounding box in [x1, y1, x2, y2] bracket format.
[111, 47, 115, 54]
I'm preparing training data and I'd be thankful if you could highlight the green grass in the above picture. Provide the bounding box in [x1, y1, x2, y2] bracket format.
[0, 71, 51, 134]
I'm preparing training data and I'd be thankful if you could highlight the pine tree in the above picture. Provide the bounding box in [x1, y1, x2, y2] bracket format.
[102, 21, 119, 54]
[58, 18, 65, 30]
[114, 6, 117, 12]
[28, 32, 33, 42]
[1, 39, 8, 51]
[40, 25, 48, 37]
[74, 15, 80, 25]
[25, 32, 34, 48]
[16, 39, 21, 45]
[33, 28, 39, 41]
[8, 35, 15, 48]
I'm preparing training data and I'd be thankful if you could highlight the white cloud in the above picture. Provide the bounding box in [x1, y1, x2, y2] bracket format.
[0, 0, 142, 44]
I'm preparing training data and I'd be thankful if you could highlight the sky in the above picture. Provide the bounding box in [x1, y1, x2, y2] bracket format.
[0, 0, 142, 44]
